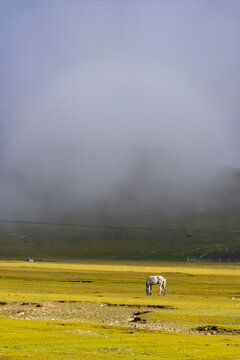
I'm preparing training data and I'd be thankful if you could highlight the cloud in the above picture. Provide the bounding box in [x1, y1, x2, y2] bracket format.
[0, 0, 239, 221]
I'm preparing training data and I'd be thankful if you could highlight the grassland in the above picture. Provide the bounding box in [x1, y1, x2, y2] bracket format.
[1, 223, 240, 261]
[0, 260, 240, 359]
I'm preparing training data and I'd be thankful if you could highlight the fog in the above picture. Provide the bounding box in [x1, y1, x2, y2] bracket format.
[1, 0, 240, 223]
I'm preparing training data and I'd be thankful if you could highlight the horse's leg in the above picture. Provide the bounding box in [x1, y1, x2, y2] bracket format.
[146, 283, 149, 295]
[163, 284, 166, 296]
[150, 284, 152, 295]
[162, 279, 166, 296]
[158, 284, 162, 296]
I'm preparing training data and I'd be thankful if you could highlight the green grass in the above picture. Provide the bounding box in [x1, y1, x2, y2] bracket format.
[0, 223, 240, 261]
[0, 318, 240, 360]
[0, 261, 240, 359]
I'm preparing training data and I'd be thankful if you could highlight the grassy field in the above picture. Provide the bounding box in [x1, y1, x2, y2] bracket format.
[1, 223, 240, 261]
[0, 260, 240, 359]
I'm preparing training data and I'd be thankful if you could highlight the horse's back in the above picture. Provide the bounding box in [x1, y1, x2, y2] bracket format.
[147, 275, 165, 284]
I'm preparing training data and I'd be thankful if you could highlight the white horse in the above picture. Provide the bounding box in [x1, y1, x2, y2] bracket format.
[146, 275, 166, 296]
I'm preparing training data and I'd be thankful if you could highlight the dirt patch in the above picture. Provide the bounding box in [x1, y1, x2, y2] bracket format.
[128, 316, 147, 323]
[21, 302, 42, 307]
[194, 325, 240, 335]
[64, 280, 93, 283]
[133, 311, 151, 316]
[0, 300, 180, 331]
[127, 310, 152, 324]
[57, 300, 82, 304]
[102, 303, 175, 309]
[0, 301, 41, 307]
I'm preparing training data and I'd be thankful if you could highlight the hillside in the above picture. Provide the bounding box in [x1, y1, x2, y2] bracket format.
[0, 148, 239, 261]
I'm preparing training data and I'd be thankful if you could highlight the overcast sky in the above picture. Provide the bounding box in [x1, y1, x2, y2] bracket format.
[0, 0, 240, 221]
[1, 0, 240, 167]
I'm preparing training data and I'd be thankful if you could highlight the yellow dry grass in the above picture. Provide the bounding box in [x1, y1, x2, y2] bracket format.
[1, 260, 239, 276]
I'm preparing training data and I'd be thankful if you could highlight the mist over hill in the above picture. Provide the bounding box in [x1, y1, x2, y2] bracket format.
[100, 148, 240, 230]
[1, 0, 240, 245]
[1, 145, 239, 230]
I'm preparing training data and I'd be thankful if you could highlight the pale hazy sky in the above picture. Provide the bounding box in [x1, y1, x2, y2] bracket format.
[1, 0, 240, 168]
